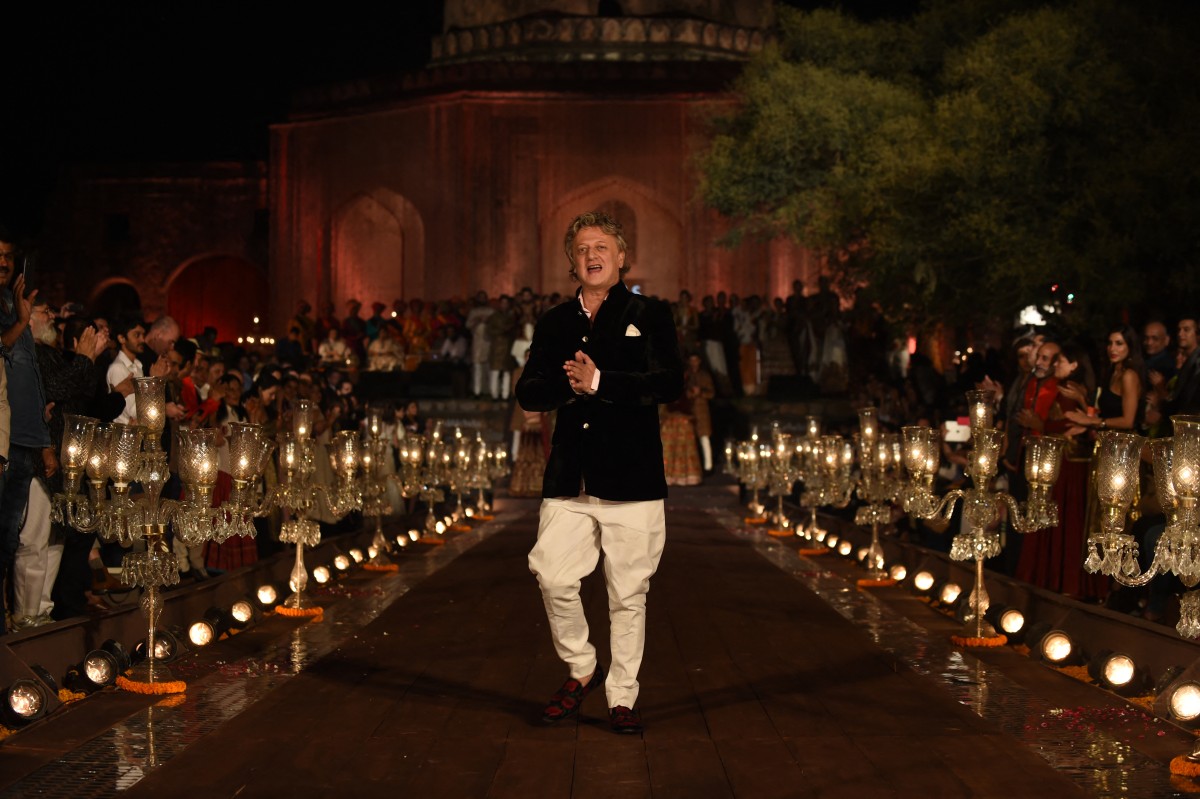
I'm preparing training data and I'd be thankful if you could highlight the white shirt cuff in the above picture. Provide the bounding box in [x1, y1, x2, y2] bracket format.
[590, 369, 601, 392]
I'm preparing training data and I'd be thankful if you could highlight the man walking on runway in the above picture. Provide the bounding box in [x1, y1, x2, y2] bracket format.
[517, 210, 683, 734]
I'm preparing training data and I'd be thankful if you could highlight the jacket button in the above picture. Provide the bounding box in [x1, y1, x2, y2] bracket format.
[582, 423, 590, 430]
[582, 335, 588, 342]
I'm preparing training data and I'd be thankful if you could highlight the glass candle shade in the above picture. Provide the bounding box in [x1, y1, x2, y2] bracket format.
[277, 433, 300, 484]
[1170, 416, 1200, 502]
[1151, 438, 1178, 512]
[806, 416, 821, 439]
[858, 407, 879, 444]
[1024, 436, 1065, 488]
[966, 390, 996, 433]
[875, 434, 899, 471]
[969, 429, 1004, 482]
[179, 427, 219, 489]
[293, 399, 314, 441]
[133, 377, 168, 436]
[1095, 431, 1145, 508]
[332, 431, 360, 478]
[107, 423, 145, 486]
[365, 408, 384, 440]
[228, 423, 266, 482]
[86, 426, 112, 482]
[902, 426, 938, 479]
[61, 414, 98, 473]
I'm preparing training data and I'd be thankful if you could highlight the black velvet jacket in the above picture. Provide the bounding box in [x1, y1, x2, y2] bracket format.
[516, 281, 684, 501]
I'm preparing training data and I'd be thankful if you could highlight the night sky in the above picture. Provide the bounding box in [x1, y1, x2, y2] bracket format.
[0, 1, 912, 238]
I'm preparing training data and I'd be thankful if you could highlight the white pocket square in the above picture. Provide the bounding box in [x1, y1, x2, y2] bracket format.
[625, 324, 641, 337]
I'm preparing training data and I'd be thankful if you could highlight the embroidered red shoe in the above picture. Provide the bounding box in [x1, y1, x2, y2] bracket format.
[541, 664, 605, 724]
[608, 704, 643, 734]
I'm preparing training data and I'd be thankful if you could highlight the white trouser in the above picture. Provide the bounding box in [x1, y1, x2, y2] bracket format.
[699, 436, 713, 471]
[472, 362, 488, 396]
[528, 494, 666, 709]
[703, 340, 728, 379]
[489, 369, 511, 400]
[14, 480, 61, 619]
[512, 431, 521, 462]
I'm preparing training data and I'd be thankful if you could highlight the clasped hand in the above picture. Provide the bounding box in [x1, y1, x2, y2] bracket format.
[564, 350, 597, 395]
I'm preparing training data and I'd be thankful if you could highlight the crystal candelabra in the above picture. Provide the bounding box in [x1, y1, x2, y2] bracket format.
[796, 433, 857, 544]
[733, 428, 772, 524]
[851, 408, 904, 580]
[275, 399, 362, 612]
[761, 424, 807, 537]
[360, 408, 397, 567]
[53, 378, 274, 686]
[901, 390, 1064, 638]
[394, 422, 451, 540]
[1087, 416, 1200, 639]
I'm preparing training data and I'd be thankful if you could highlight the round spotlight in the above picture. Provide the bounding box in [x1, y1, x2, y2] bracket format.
[349, 548, 364, 564]
[814, 529, 827, 543]
[465, 507, 475, 518]
[333, 554, 351, 572]
[435, 520, 447, 535]
[1039, 630, 1074, 664]
[1170, 682, 1200, 721]
[889, 564, 907, 582]
[396, 535, 410, 549]
[912, 571, 935, 592]
[939, 582, 962, 605]
[313, 565, 332, 584]
[408, 529, 421, 542]
[230, 600, 255, 628]
[368, 545, 379, 560]
[83, 650, 119, 688]
[66, 649, 121, 693]
[996, 608, 1025, 636]
[856, 547, 869, 562]
[3, 679, 49, 724]
[188, 620, 216, 648]
[826, 534, 839, 548]
[256, 584, 279, 608]
[838, 540, 853, 556]
[1102, 654, 1136, 689]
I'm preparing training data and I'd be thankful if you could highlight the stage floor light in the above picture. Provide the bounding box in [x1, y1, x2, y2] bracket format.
[3, 679, 50, 725]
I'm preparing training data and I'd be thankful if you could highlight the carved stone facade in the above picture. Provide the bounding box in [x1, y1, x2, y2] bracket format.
[270, 2, 822, 335]
[41, 163, 269, 338]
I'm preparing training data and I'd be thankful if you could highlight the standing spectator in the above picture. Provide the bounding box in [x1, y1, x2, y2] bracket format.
[1065, 325, 1145, 433]
[138, 315, 180, 376]
[106, 316, 146, 424]
[290, 300, 316, 357]
[318, 327, 350, 368]
[732, 294, 760, 396]
[465, 291, 494, 398]
[684, 352, 716, 473]
[673, 290, 699, 355]
[366, 302, 388, 342]
[1143, 320, 1175, 384]
[0, 230, 56, 634]
[342, 299, 367, 364]
[698, 295, 731, 396]
[486, 295, 518, 401]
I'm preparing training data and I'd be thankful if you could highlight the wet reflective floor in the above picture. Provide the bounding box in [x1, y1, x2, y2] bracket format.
[1, 490, 1192, 797]
[716, 506, 1191, 799]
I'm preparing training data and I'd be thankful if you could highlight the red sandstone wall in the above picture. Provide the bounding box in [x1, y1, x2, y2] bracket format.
[270, 90, 816, 333]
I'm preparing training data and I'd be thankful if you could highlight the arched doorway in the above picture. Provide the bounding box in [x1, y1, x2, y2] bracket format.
[90, 280, 142, 324]
[332, 194, 403, 312]
[543, 177, 682, 299]
[166, 255, 268, 341]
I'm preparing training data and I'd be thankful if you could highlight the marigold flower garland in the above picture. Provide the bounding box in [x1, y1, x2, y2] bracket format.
[116, 675, 187, 695]
[797, 547, 829, 556]
[274, 605, 324, 619]
[767, 528, 793, 538]
[58, 688, 88, 704]
[744, 517, 767, 525]
[950, 633, 1007, 648]
[856, 578, 898, 588]
[363, 563, 400, 572]
[1171, 756, 1200, 779]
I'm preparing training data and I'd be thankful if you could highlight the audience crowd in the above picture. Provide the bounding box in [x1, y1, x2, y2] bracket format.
[1, 224, 1196, 634]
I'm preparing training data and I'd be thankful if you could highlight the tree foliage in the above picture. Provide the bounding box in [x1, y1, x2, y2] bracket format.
[699, 0, 1200, 331]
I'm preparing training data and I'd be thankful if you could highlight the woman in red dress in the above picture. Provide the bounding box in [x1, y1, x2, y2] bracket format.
[1017, 342, 1104, 597]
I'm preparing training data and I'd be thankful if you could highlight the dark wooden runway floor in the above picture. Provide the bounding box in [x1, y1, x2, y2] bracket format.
[67, 499, 1089, 799]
